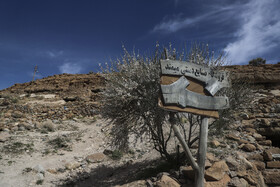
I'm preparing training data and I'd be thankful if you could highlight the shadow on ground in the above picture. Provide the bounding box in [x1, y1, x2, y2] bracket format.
[58, 157, 179, 187]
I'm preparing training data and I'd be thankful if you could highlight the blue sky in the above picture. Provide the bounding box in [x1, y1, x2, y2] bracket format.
[1, 0, 280, 90]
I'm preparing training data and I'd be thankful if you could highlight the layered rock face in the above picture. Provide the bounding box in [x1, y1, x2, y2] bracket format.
[225, 63, 280, 88]
[0, 73, 105, 98]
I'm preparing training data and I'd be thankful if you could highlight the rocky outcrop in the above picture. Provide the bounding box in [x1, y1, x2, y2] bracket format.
[224, 64, 280, 88]
[0, 73, 105, 98]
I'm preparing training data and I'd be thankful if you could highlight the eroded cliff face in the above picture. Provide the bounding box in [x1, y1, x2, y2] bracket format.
[225, 63, 280, 88]
[0, 73, 105, 99]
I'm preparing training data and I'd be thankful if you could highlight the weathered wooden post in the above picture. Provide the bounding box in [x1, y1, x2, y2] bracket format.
[159, 59, 230, 187]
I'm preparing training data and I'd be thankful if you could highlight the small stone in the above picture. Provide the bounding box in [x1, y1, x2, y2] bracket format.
[247, 136, 255, 143]
[225, 156, 239, 171]
[261, 118, 270, 126]
[258, 140, 272, 146]
[37, 173, 44, 180]
[245, 128, 256, 133]
[268, 147, 280, 154]
[33, 165, 45, 174]
[0, 132, 9, 143]
[86, 153, 106, 163]
[251, 161, 265, 171]
[240, 113, 249, 120]
[210, 140, 220, 148]
[237, 155, 253, 169]
[263, 150, 273, 161]
[12, 111, 24, 118]
[242, 144, 256, 152]
[247, 153, 263, 161]
[42, 119, 56, 131]
[35, 122, 43, 129]
[103, 149, 113, 155]
[267, 161, 280, 169]
[65, 161, 80, 170]
[226, 134, 240, 141]
[19, 122, 33, 130]
[253, 133, 263, 141]
[238, 139, 249, 145]
[47, 168, 57, 174]
[206, 153, 219, 162]
[18, 126, 25, 131]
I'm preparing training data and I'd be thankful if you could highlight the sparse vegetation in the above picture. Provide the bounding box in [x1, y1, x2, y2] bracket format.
[22, 167, 32, 174]
[110, 150, 123, 160]
[48, 136, 71, 151]
[36, 180, 44, 185]
[2, 142, 34, 155]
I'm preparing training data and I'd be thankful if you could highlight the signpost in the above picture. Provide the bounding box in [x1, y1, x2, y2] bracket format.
[159, 59, 230, 187]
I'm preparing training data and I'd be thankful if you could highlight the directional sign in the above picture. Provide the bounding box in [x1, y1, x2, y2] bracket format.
[161, 60, 230, 95]
[161, 76, 229, 110]
[159, 60, 230, 118]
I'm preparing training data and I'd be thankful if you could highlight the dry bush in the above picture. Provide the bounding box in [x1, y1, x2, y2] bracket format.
[100, 44, 248, 161]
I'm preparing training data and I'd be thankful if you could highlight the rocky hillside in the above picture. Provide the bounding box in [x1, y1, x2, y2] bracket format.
[0, 73, 105, 98]
[0, 64, 280, 187]
[225, 63, 280, 88]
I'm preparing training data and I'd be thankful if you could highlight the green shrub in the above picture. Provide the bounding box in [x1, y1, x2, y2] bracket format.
[110, 150, 123, 160]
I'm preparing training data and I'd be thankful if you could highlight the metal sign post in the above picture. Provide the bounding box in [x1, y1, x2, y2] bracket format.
[159, 59, 230, 187]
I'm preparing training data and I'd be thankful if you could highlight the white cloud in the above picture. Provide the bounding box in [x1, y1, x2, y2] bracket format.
[46, 50, 64, 58]
[152, 6, 237, 33]
[59, 63, 82, 74]
[224, 0, 280, 64]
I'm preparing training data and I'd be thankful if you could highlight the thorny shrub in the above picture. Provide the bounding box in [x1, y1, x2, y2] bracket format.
[100, 43, 251, 162]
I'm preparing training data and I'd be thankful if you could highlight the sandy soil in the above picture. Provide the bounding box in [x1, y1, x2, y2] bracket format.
[0, 115, 165, 187]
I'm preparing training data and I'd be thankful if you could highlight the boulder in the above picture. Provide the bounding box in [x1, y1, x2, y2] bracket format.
[267, 161, 280, 169]
[181, 166, 195, 180]
[229, 177, 249, 187]
[205, 161, 229, 181]
[263, 171, 280, 185]
[115, 180, 147, 187]
[205, 174, 230, 187]
[225, 156, 239, 171]
[263, 150, 273, 161]
[155, 175, 180, 187]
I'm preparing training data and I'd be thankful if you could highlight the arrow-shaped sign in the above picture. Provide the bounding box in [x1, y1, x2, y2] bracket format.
[161, 76, 229, 110]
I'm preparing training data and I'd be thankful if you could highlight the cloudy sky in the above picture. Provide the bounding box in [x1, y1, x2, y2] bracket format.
[0, 0, 279, 90]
